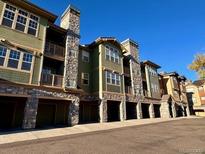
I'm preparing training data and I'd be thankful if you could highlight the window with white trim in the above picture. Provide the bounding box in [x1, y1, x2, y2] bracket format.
[0, 45, 33, 71]
[106, 70, 121, 86]
[7, 50, 20, 69]
[105, 45, 120, 63]
[1, 4, 39, 36]
[28, 14, 39, 36]
[2, 4, 16, 28]
[82, 50, 89, 62]
[21, 52, 33, 71]
[0, 46, 7, 66]
[82, 73, 89, 85]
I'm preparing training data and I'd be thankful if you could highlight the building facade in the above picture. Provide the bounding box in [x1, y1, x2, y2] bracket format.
[0, 0, 190, 130]
[159, 72, 190, 118]
[186, 80, 205, 116]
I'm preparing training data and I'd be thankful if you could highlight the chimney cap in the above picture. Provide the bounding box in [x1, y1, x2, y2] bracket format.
[61, 4, 80, 19]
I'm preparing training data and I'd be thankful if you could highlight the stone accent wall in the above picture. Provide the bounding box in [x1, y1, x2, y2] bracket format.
[99, 99, 107, 123]
[149, 103, 155, 118]
[160, 101, 170, 118]
[0, 83, 80, 129]
[23, 92, 38, 129]
[68, 98, 80, 126]
[64, 35, 80, 89]
[137, 102, 143, 119]
[62, 6, 81, 89]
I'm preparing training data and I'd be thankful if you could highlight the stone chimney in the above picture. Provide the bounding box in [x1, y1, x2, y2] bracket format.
[121, 39, 143, 97]
[61, 5, 80, 89]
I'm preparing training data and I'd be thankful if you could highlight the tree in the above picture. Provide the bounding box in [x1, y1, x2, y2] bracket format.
[188, 53, 205, 79]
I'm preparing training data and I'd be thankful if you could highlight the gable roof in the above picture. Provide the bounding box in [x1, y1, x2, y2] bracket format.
[5, 0, 57, 22]
[193, 80, 205, 86]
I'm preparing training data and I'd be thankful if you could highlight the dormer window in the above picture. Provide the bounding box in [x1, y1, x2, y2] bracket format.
[1, 3, 39, 37]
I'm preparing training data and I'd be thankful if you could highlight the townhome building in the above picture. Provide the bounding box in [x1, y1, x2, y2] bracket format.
[0, 0, 190, 131]
[186, 80, 205, 116]
[0, 0, 81, 130]
[141, 60, 161, 119]
[159, 72, 190, 118]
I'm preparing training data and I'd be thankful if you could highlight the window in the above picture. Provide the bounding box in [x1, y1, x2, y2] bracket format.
[15, 9, 28, 32]
[82, 73, 89, 85]
[21, 52, 32, 71]
[106, 71, 121, 86]
[82, 50, 89, 62]
[2, 4, 16, 28]
[7, 50, 20, 68]
[105, 45, 120, 63]
[1, 4, 39, 36]
[112, 73, 115, 84]
[27, 14, 39, 36]
[0, 46, 7, 66]
[116, 74, 120, 85]
[106, 71, 111, 83]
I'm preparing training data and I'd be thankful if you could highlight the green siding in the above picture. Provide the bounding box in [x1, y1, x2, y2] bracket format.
[78, 49, 92, 93]
[91, 47, 99, 93]
[32, 56, 41, 85]
[101, 43, 123, 73]
[0, 68, 30, 83]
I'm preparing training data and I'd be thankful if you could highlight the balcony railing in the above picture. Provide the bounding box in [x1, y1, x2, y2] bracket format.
[124, 67, 130, 75]
[125, 86, 132, 94]
[143, 90, 149, 97]
[41, 73, 63, 87]
[45, 41, 65, 59]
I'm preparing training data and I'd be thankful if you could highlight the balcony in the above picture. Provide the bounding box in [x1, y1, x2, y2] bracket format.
[45, 41, 65, 60]
[143, 90, 149, 97]
[124, 67, 130, 75]
[41, 73, 63, 87]
[125, 86, 133, 94]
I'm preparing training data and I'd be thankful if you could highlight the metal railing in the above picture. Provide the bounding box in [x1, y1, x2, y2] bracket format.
[45, 41, 65, 58]
[124, 66, 130, 75]
[125, 86, 132, 94]
[41, 73, 63, 87]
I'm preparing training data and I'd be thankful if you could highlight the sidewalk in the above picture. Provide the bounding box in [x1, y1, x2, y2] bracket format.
[0, 117, 198, 145]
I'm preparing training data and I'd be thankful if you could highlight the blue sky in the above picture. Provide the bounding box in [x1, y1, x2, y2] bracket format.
[31, 0, 205, 81]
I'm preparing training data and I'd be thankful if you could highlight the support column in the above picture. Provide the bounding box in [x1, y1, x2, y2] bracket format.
[160, 101, 170, 118]
[99, 99, 107, 123]
[149, 103, 155, 118]
[181, 104, 185, 117]
[172, 103, 177, 118]
[137, 102, 143, 119]
[186, 105, 190, 116]
[120, 101, 126, 121]
[68, 98, 80, 126]
[22, 92, 39, 129]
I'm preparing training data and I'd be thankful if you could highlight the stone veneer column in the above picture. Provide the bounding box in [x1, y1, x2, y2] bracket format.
[181, 104, 185, 117]
[149, 103, 155, 118]
[137, 102, 143, 119]
[160, 101, 170, 118]
[186, 105, 190, 116]
[172, 103, 177, 118]
[22, 91, 39, 129]
[99, 99, 107, 123]
[120, 101, 126, 121]
[61, 5, 80, 89]
[68, 98, 80, 126]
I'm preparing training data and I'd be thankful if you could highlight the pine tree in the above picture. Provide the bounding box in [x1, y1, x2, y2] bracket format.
[188, 53, 205, 79]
